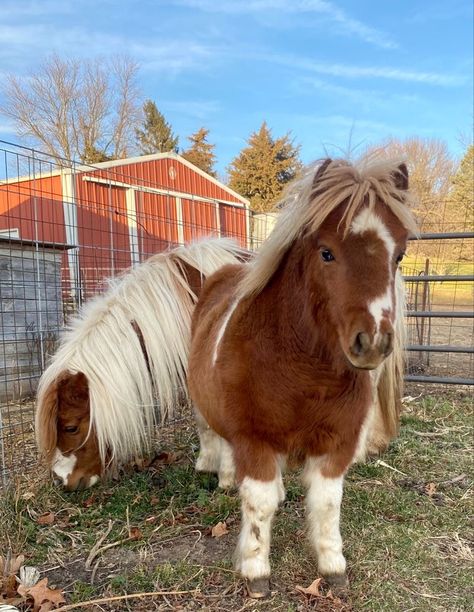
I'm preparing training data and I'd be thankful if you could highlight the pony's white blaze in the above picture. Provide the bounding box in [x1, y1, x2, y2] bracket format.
[52, 449, 77, 485]
[350, 208, 396, 256]
[236, 474, 285, 580]
[369, 290, 392, 333]
[88, 475, 100, 487]
[351, 208, 396, 335]
[303, 458, 345, 576]
[212, 299, 239, 366]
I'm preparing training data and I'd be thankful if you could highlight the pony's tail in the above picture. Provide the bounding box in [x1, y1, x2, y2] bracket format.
[365, 271, 406, 455]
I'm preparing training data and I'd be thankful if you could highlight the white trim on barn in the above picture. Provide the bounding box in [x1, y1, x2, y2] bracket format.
[125, 189, 140, 267]
[61, 173, 80, 302]
[175, 197, 184, 245]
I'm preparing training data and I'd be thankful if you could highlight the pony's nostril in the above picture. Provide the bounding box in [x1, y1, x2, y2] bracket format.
[351, 332, 371, 356]
[380, 332, 393, 356]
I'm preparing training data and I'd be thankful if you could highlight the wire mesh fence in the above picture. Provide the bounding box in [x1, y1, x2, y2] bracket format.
[0, 141, 472, 486]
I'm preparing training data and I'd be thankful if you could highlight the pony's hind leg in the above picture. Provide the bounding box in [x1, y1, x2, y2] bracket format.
[217, 438, 236, 489]
[303, 457, 348, 589]
[193, 407, 236, 487]
[235, 450, 285, 598]
[194, 407, 221, 473]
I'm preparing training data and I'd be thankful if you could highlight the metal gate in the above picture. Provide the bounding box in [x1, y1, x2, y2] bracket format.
[404, 231, 473, 385]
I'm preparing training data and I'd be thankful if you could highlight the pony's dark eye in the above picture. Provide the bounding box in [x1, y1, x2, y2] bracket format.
[321, 249, 335, 262]
[396, 252, 405, 265]
[64, 425, 78, 434]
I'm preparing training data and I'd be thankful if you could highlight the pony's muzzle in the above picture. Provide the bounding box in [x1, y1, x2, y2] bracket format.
[348, 330, 393, 369]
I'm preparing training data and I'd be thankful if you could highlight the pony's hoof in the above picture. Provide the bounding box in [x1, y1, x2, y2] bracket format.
[246, 577, 270, 598]
[217, 471, 236, 489]
[323, 572, 349, 592]
[195, 455, 218, 473]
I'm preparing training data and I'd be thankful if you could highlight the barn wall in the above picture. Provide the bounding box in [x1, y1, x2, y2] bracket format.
[0, 175, 65, 244]
[85, 157, 243, 204]
[135, 191, 179, 258]
[74, 180, 131, 298]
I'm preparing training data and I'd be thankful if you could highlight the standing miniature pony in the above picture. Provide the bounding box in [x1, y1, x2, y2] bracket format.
[35, 238, 246, 490]
[188, 157, 418, 597]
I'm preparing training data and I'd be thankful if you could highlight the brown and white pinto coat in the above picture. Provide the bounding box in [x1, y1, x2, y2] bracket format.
[188, 157, 417, 597]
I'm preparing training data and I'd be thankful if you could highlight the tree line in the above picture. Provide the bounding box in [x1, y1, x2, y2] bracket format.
[1, 54, 472, 235]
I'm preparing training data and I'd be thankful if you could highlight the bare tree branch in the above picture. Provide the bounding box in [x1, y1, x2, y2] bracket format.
[0, 54, 141, 163]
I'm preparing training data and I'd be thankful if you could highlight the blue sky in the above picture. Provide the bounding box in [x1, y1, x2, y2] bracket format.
[0, 0, 472, 176]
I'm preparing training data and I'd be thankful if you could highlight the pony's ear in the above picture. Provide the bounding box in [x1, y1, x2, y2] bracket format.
[58, 372, 89, 403]
[312, 158, 333, 190]
[35, 377, 61, 460]
[392, 162, 409, 191]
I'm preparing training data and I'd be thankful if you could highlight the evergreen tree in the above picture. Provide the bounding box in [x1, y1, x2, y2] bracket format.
[228, 122, 302, 212]
[181, 127, 216, 176]
[82, 143, 113, 164]
[450, 144, 473, 230]
[136, 99, 178, 154]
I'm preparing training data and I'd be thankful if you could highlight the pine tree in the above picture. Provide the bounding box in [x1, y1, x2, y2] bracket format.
[228, 122, 301, 212]
[181, 127, 216, 176]
[450, 144, 473, 230]
[136, 100, 178, 154]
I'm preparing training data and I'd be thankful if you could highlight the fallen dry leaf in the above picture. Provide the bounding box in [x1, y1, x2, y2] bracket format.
[0, 554, 25, 577]
[2, 575, 18, 599]
[152, 451, 180, 465]
[82, 495, 95, 508]
[36, 513, 55, 526]
[211, 521, 229, 538]
[18, 578, 65, 612]
[128, 527, 143, 541]
[425, 482, 437, 497]
[296, 577, 323, 597]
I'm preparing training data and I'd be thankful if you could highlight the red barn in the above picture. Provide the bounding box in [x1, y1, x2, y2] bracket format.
[0, 152, 249, 300]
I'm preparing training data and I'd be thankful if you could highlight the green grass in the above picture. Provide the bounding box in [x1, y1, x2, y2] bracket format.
[1, 394, 472, 611]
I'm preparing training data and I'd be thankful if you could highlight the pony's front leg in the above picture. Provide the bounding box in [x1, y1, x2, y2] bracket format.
[235, 465, 285, 598]
[303, 457, 348, 588]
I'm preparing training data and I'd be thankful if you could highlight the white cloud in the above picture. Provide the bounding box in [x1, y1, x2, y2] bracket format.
[261, 52, 465, 86]
[0, 21, 216, 78]
[173, 0, 398, 49]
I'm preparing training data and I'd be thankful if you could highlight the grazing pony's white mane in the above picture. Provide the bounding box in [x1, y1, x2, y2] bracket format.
[36, 238, 246, 466]
[237, 155, 419, 301]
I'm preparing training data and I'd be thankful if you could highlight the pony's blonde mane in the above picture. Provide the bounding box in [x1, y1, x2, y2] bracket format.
[36, 237, 246, 466]
[238, 155, 419, 300]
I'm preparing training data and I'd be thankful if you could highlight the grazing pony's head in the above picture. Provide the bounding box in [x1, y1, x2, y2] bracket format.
[238, 156, 418, 370]
[36, 371, 101, 490]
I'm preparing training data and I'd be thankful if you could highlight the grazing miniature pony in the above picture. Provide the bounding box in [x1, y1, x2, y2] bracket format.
[35, 238, 246, 490]
[187, 157, 418, 597]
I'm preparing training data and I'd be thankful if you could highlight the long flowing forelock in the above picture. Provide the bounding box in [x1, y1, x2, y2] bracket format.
[237, 156, 419, 300]
[35, 237, 245, 468]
